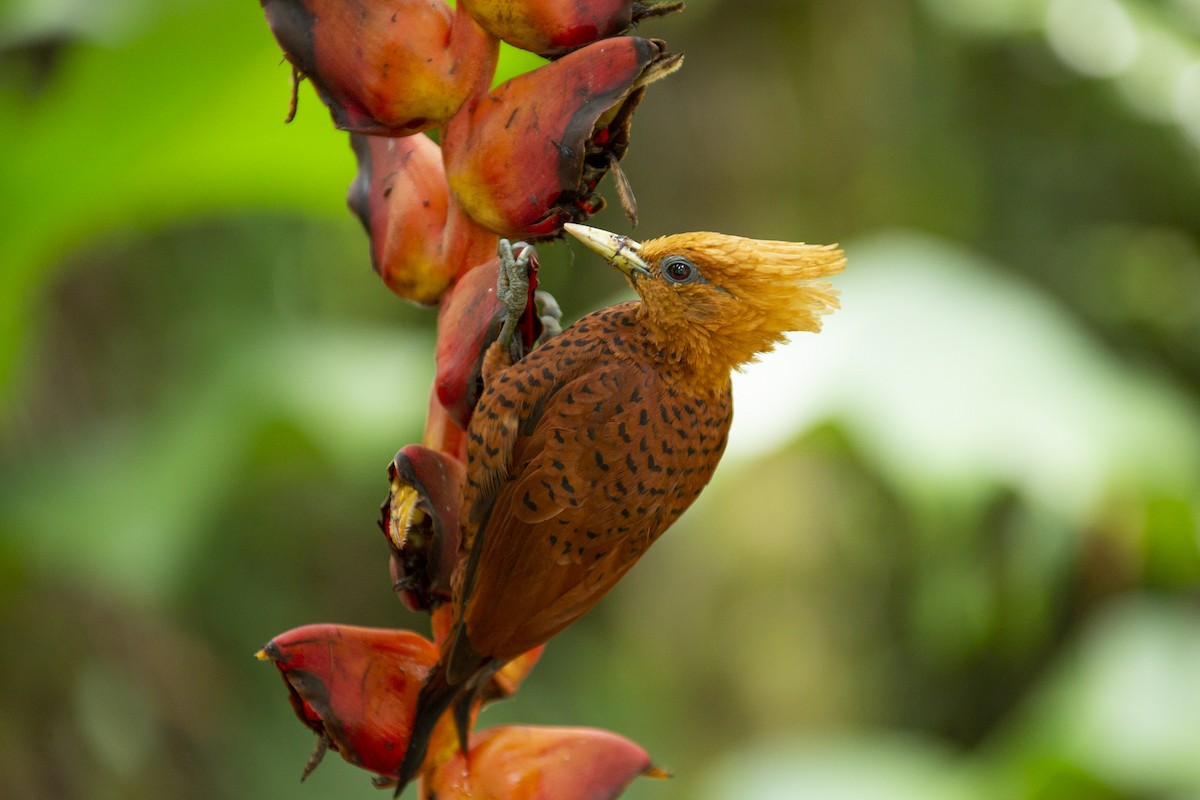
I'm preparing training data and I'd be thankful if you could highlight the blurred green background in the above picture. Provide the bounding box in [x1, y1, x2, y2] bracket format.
[3, 0, 1200, 798]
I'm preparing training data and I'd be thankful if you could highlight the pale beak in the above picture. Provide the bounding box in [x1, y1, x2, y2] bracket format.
[564, 223, 652, 280]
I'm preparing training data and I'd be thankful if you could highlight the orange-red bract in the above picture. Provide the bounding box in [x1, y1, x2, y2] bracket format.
[459, 0, 682, 57]
[258, 624, 437, 781]
[422, 389, 469, 462]
[433, 258, 504, 430]
[348, 133, 448, 303]
[348, 132, 498, 305]
[487, 646, 545, 701]
[261, 0, 498, 134]
[442, 36, 681, 238]
[421, 725, 666, 800]
[381, 444, 465, 612]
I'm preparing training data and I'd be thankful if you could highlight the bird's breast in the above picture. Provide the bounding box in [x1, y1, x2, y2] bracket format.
[456, 299, 736, 656]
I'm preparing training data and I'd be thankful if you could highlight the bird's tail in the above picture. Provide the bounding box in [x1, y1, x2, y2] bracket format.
[394, 659, 461, 795]
[394, 627, 493, 795]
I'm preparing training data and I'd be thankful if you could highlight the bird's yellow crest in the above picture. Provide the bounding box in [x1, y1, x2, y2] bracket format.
[566, 224, 844, 380]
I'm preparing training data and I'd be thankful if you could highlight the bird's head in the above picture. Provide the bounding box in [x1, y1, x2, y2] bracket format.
[565, 223, 844, 379]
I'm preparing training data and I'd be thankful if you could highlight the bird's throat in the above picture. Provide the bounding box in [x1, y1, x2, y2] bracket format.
[636, 303, 765, 385]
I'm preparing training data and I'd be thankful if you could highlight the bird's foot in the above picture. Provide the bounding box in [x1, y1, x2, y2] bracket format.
[496, 239, 533, 356]
[534, 289, 562, 341]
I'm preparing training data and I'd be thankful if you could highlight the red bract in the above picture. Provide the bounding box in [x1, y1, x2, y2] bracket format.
[348, 132, 451, 303]
[433, 242, 547, 430]
[422, 726, 667, 800]
[348, 133, 498, 304]
[443, 36, 682, 238]
[487, 646, 545, 701]
[460, 0, 684, 58]
[433, 258, 503, 430]
[261, 0, 498, 134]
[422, 389, 468, 462]
[381, 445, 465, 612]
[257, 624, 438, 781]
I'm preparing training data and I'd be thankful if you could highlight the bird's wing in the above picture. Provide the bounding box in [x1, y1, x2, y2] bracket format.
[507, 362, 631, 528]
[458, 351, 726, 659]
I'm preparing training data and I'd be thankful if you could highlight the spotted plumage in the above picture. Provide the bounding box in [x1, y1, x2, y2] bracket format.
[455, 302, 733, 661]
[397, 224, 844, 788]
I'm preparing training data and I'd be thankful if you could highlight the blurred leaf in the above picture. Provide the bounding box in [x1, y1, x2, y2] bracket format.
[0, 0, 351, 401]
[990, 598, 1200, 795]
[0, 326, 432, 603]
[0, 0, 543, 405]
[728, 232, 1200, 522]
[696, 735, 988, 800]
[1142, 494, 1200, 589]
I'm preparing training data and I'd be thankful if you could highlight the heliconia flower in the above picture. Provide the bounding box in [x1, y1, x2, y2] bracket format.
[429, 603, 457, 648]
[380, 445, 465, 612]
[261, 0, 498, 134]
[256, 624, 438, 782]
[432, 258, 505, 429]
[486, 646, 545, 701]
[422, 388, 469, 461]
[442, 36, 682, 238]
[420, 725, 668, 800]
[459, 0, 684, 58]
[348, 133, 449, 302]
[348, 133, 499, 304]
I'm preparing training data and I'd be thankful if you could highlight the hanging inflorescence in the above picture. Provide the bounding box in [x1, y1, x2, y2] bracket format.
[255, 1, 684, 797]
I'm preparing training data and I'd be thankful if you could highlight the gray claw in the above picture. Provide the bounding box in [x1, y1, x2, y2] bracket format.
[534, 290, 562, 341]
[496, 239, 533, 351]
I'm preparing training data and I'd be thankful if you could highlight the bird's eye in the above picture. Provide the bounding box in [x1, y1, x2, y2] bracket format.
[661, 256, 698, 284]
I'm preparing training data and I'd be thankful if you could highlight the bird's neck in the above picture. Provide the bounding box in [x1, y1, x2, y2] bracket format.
[630, 304, 743, 388]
